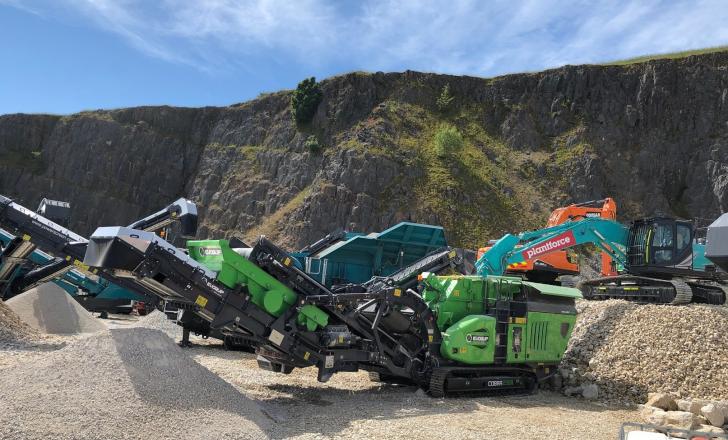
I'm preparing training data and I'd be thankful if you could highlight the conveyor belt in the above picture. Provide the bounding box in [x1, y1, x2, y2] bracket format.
[85, 227, 441, 385]
[0, 195, 198, 308]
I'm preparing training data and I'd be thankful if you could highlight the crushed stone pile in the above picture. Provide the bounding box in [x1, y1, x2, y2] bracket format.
[132, 309, 182, 340]
[0, 327, 270, 440]
[559, 300, 728, 404]
[6, 283, 106, 334]
[0, 300, 41, 346]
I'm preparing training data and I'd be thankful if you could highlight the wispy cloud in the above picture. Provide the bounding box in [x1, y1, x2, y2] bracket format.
[39, 0, 340, 71]
[71, 0, 190, 64]
[5, 0, 728, 76]
[0, 0, 44, 15]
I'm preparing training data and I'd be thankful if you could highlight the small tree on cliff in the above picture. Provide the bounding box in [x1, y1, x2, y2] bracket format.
[291, 77, 323, 124]
[436, 83, 455, 113]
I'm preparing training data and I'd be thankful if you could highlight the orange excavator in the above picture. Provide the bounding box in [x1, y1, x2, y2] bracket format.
[478, 198, 617, 284]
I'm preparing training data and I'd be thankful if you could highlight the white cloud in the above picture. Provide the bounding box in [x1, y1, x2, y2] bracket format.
[49, 0, 340, 71]
[81, 0, 189, 63]
[5, 0, 728, 76]
[0, 0, 43, 15]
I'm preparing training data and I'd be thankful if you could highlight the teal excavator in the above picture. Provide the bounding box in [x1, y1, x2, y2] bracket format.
[477, 216, 727, 305]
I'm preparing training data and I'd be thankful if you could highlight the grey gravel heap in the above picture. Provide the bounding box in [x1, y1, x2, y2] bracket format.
[0, 327, 270, 440]
[132, 309, 182, 340]
[6, 283, 106, 334]
[0, 299, 40, 346]
[558, 300, 728, 404]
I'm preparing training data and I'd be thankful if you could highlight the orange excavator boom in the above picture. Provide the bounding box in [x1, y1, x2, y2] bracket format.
[478, 198, 618, 283]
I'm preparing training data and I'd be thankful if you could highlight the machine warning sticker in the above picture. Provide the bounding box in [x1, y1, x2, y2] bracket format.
[72, 259, 90, 271]
[194, 295, 208, 308]
[521, 230, 576, 260]
[466, 334, 489, 345]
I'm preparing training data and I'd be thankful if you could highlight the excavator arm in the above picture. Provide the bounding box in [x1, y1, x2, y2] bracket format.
[476, 218, 630, 276]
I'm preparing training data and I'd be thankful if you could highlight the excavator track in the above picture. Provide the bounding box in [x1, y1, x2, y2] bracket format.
[670, 278, 693, 305]
[579, 275, 694, 305]
[368, 371, 416, 386]
[427, 367, 537, 398]
[427, 368, 448, 398]
[687, 282, 728, 305]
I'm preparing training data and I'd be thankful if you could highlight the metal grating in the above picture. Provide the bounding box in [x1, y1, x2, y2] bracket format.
[528, 321, 548, 351]
[628, 222, 650, 266]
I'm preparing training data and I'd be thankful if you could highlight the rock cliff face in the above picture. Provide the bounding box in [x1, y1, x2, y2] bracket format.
[2, 53, 728, 248]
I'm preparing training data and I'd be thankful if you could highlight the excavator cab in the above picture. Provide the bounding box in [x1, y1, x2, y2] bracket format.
[627, 218, 695, 271]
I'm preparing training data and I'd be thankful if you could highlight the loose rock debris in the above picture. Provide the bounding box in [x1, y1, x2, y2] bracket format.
[559, 300, 728, 404]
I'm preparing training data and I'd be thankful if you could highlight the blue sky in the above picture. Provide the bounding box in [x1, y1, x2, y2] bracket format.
[1, 0, 727, 115]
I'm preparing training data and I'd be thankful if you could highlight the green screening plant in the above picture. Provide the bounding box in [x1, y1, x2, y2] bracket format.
[291, 77, 323, 124]
[434, 124, 464, 157]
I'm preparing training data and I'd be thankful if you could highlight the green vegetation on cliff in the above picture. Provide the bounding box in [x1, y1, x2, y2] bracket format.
[604, 46, 728, 65]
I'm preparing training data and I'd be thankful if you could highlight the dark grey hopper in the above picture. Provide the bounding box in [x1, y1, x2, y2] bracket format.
[706, 213, 728, 272]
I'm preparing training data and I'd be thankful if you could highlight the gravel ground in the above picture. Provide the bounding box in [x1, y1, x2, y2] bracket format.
[0, 327, 269, 440]
[561, 300, 728, 404]
[0, 309, 640, 440]
[0, 298, 65, 370]
[6, 283, 106, 334]
[187, 339, 639, 440]
[8, 294, 721, 439]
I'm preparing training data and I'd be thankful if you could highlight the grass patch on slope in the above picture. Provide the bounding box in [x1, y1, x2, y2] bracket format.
[244, 185, 312, 241]
[0, 149, 45, 174]
[604, 46, 728, 66]
[384, 101, 535, 248]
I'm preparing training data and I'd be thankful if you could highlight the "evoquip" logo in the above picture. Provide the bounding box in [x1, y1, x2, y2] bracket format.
[199, 247, 222, 256]
[521, 230, 576, 260]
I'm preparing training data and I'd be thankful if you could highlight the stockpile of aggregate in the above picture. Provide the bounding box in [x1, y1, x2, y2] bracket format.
[5, 283, 106, 334]
[0, 299, 40, 345]
[559, 299, 728, 404]
[0, 326, 270, 439]
[132, 309, 182, 340]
